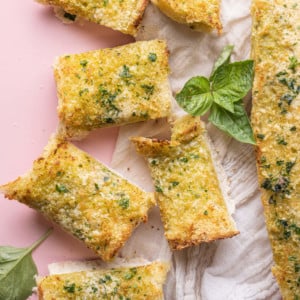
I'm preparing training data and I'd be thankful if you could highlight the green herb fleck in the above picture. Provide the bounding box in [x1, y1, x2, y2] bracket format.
[104, 117, 115, 123]
[148, 53, 157, 62]
[63, 282, 76, 293]
[140, 112, 149, 118]
[288, 256, 297, 261]
[286, 161, 296, 174]
[204, 210, 208, 215]
[179, 157, 189, 163]
[151, 159, 158, 166]
[55, 184, 69, 193]
[276, 160, 284, 166]
[277, 137, 288, 145]
[98, 86, 120, 116]
[63, 12, 76, 21]
[80, 60, 88, 68]
[288, 56, 299, 72]
[79, 88, 89, 96]
[118, 198, 129, 209]
[256, 133, 265, 140]
[276, 71, 288, 77]
[261, 178, 273, 190]
[270, 176, 290, 195]
[99, 274, 112, 284]
[124, 268, 137, 280]
[155, 185, 163, 193]
[280, 93, 294, 105]
[278, 77, 298, 93]
[141, 84, 155, 100]
[119, 65, 132, 79]
[260, 156, 267, 164]
[276, 219, 300, 241]
[171, 181, 179, 187]
[95, 183, 99, 191]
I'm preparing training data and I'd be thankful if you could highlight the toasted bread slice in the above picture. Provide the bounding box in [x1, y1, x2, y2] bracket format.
[251, 1, 300, 298]
[38, 261, 169, 300]
[131, 115, 238, 250]
[36, 0, 149, 36]
[54, 40, 171, 140]
[0, 138, 155, 261]
[151, 0, 222, 33]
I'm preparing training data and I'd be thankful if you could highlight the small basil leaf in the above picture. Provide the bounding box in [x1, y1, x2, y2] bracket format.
[209, 101, 256, 145]
[0, 229, 52, 300]
[210, 45, 234, 80]
[175, 76, 213, 116]
[212, 60, 254, 103]
[212, 92, 235, 113]
[0, 253, 37, 300]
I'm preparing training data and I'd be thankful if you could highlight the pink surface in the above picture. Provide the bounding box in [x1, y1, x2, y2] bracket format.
[0, 1, 133, 298]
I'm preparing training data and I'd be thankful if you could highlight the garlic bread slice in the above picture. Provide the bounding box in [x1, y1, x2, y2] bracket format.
[36, 0, 149, 36]
[132, 115, 238, 250]
[251, 0, 300, 298]
[151, 0, 222, 33]
[0, 138, 155, 261]
[38, 261, 169, 300]
[54, 40, 171, 139]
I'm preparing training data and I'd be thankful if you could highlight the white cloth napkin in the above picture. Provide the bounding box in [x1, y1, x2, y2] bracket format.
[111, 1, 281, 299]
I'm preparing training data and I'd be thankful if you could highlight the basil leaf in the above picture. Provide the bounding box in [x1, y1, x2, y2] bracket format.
[174, 45, 255, 145]
[212, 92, 235, 113]
[209, 101, 255, 145]
[212, 60, 254, 103]
[210, 45, 234, 80]
[175, 76, 213, 116]
[0, 229, 52, 300]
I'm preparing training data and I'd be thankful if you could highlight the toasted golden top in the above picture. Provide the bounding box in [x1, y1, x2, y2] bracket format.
[36, 0, 149, 36]
[132, 115, 238, 250]
[38, 261, 169, 300]
[251, 0, 300, 298]
[54, 40, 171, 139]
[151, 0, 222, 33]
[0, 138, 155, 261]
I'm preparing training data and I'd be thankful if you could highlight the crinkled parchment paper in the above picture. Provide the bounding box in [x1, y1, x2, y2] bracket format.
[111, 1, 281, 299]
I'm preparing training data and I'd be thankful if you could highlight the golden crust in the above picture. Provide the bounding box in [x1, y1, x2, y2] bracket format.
[131, 115, 238, 250]
[251, 0, 300, 298]
[54, 40, 172, 140]
[36, 0, 149, 36]
[38, 261, 169, 300]
[0, 138, 155, 261]
[151, 0, 222, 33]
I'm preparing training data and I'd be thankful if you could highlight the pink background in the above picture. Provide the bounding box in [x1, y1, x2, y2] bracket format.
[0, 1, 133, 298]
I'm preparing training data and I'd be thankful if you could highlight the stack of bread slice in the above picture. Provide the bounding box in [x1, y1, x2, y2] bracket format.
[1, 3, 238, 297]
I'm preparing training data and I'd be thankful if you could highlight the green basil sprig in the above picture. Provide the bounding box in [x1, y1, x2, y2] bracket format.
[175, 45, 255, 144]
[0, 229, 52, 300]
